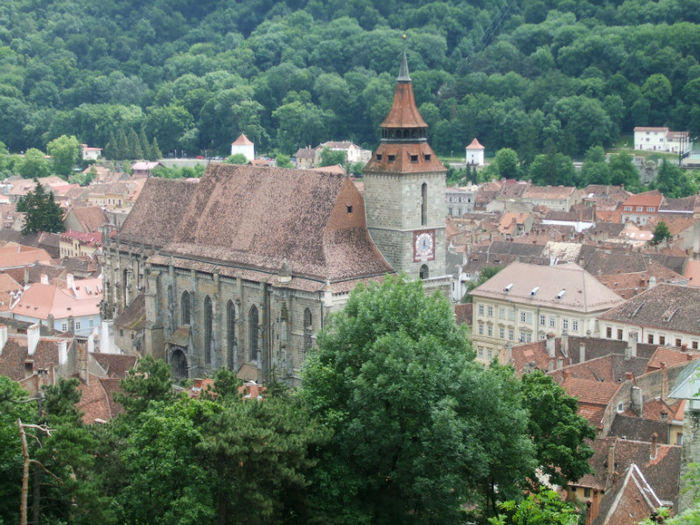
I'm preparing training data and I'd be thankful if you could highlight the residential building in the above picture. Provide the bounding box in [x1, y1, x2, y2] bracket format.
[79, 144, 102, 161]
[59, 230, 101, 258]
[619, 190, 664, 225]
[470, 262, 624, 364]
[131, 161, 162, 177]
[10, 275, 102, 336]
[315, 141, 372, 165]
[445, 185, 476, 216]
[634, 126, 689, 153]
[63, 206, 108, 233]
[520, 185, 581, 212]
[598, 283, 700, 350]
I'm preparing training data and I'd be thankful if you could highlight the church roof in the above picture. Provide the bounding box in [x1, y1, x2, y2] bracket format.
[232, 133, 253, 146]
[144, 164, 393, 283]
[119, 178, 199, 249]
[380, 53, 427, 129]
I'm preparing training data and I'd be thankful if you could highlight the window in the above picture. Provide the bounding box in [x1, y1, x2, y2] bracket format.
[676, 338, 682, 347]
[249, 305, 259, 361]
[624, 206, 632, 211]
[617, 402, 624, 413]
[636, 206, 643, 212]
[693, 341, 698, 350]
[617, 328, 623, 340]
[508, 309, 515, 321]
[646, 207, 655, 212]
[75, 321, 81, 330]
[499, 326, 505, 339]
[572, 320, 578, 332]
[478, 304, 484, 316]
[606, 327, 612, 338]
[419, 264, 429, 280]
[659, 335, 665, 345]
[478, 322, 484, 335]
[424, 154, 431, 161]
[539, 314, 546, 326]
[478, 347, 484, 358]
[62, 323, 67, 331]
[648, 334, 654, 344]
[204, 296, 213, 364]
[421, 183, 427, 226]
[499, 308, 505, 320]
[304, 308, 313, 351]
[410, 154, 418, 162]
[508, 328, 514, 341]
[227, 301, 236, 369]
[487, 349, 493, 360]
[520, 331, 532, 343]
[388, 154, 395, 162]
[584, 488, 591, 498]
[563, 319, 569, 331]
[549, 317, 556, 328]
[487, 324, 493, 337]
[181, 291, 191, 325]
[346, 205, 353, 213]
[520, 312, 526, 323]
[677, 433, 683, 445]
[376, 154, 382, 161]
[487, 306, 493, 317]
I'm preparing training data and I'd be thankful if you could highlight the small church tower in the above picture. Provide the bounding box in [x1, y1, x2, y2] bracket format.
[231, 133, 255, 162]
[466, 137, 485, 166]
[363, 51, 447, 281]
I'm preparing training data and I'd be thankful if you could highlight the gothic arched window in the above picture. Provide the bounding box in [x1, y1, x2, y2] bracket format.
[249, 305, 259, 361]
[227, 300, 235, 369]
[203, 296, 212, 364]
[421, 182, 427, 226]
[181, 291, 191, 325]
[303, 308, 313, 351]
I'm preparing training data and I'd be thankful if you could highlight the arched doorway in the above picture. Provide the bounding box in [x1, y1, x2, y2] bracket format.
[420, 264, 429, 280]
[171, 348, 188, 379]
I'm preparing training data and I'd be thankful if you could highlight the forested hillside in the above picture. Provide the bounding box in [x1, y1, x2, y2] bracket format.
[0, 0, 698, 160]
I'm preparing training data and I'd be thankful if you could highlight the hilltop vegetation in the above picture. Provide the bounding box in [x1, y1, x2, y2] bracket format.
[0, 0, 698, 160]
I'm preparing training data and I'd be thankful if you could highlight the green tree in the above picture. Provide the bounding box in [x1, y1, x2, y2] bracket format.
[46, 134, 80, 177]
[115, 128, 129, 161]
[19, 148, 51, 179]
[520, 371, 595, 487]
[528, 151, 576, 187]
[150, 137, 162, 161]
[114, 355, 177, 417]
[653, 160, 698, 198]
[226, 153, 248, 164]
[0, 376, 37, 523]
[494, 148, 520, 179]
[651, 221, 672, 245]
[127, 128, 143, 160]
[581, 145, 611, 186]
[300, 276, 536, 523]
[275, 154, 293, 168]
[318, 147, 346, 167]
[489, 487, 582, 525]
[138, 127, 152, 160]
[16, 182, 65, 234]
[608, 151, 643, 192]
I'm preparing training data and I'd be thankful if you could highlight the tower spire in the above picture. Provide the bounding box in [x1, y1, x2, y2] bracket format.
[397, 49, 411, 82]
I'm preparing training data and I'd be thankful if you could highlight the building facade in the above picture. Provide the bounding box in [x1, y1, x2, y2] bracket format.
[470, 262, 624, 365]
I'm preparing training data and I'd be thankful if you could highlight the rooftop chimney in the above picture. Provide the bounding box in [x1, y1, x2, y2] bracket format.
[561, 332, 569, 358]
[546, 333, 556, 358]
[58, 340, 67, 366]
[626, 332, 638, 360]
[0, 324, 7, 355]
[27, 323, 40, 356]
[631, 385, 643, 417]
[40, 274, 48, 285]
[650, 432, 658, 460]
[648, 276, 656, 289]
[608, 440, 616, 477]
[579, 342, 586, 363]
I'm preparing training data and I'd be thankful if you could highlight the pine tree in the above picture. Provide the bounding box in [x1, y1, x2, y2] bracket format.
[104, 131, 117, 160]
[116, 129, 129, 160]
[150, 137, 162, 161]
[17, 182, 65, 234]
[128, 128, 143, 160]
[139, 127, 152, 160]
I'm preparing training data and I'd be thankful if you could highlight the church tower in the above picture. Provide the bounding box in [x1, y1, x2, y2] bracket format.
[363, 52, 447, 281]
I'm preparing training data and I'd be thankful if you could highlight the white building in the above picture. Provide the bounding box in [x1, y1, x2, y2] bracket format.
[230, 133, 255, 162]
[633, 127, 689, 153]
[466, 138, 485, 166]
[80, 144, 102, 161]
[470, 262, 624, 365]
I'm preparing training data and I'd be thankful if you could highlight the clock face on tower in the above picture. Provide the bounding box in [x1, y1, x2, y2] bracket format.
[413, 229, 435, 262]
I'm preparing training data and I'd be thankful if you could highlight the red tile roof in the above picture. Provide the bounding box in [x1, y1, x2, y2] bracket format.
[232, 133, 253, 145]
[466, 138, 485, 150]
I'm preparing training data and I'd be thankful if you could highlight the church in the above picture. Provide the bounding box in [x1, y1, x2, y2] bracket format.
[101, 53, 450, 383]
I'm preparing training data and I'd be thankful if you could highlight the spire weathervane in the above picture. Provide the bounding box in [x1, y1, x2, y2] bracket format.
[397, 34, 411, 82]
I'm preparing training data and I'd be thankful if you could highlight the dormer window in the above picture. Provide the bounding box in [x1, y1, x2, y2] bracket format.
[376, 154, 382, 161]
[410, 154, 418, 163]
[346, 205, 353, 213]
[424, 154, 431, 161]
[388, 155, 396, 163]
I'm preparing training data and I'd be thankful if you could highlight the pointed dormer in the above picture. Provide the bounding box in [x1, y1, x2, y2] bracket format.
[364, 52, 445, 174]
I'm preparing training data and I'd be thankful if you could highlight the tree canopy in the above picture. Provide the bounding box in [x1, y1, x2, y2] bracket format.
[16, 181, 65, 234]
